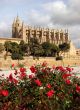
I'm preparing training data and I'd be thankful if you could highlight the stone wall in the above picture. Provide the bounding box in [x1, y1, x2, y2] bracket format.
[0, 56, 80, 69]
[0, 38, 22, 44]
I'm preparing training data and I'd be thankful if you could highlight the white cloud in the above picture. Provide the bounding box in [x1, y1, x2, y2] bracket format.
[0, 22, 11, 37]
[0, 0, 80, 48]
[42, 0, 80, 25]
[26, 10, 50, 27]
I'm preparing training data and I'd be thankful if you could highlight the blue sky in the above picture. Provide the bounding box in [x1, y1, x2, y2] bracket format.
[0, 0, 80, 48]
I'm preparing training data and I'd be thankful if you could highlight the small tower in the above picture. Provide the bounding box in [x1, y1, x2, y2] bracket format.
[64, 29, 69, 42]
[12, 16, 22, 38]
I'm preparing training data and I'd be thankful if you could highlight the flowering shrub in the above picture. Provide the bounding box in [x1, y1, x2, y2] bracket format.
[0, 62, 80, 110]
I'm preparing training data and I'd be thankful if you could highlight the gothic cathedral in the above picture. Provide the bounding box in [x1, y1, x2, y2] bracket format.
[12, 16, 70, 45]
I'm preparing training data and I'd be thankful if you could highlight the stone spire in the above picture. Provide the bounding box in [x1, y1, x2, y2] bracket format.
[12, 18, 16, 27]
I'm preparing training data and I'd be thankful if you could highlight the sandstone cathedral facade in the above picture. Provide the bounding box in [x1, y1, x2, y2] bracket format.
[12, 16, 70, 45]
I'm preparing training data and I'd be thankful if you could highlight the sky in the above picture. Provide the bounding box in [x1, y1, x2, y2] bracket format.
[0, 0, 80, 48]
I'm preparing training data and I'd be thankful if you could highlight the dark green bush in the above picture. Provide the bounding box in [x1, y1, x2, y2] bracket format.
[11, 53, 23, 60]
[56, 56, 63, 60]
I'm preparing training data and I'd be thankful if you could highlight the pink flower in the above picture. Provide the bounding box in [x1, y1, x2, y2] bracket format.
[34, 79, 42, 86]
[46, 90, 55, 98]
[46, 84, 52, 89]
[52, 65, 56, 69]
[30, 66, 36, 73]
[1, 90, 9, 96]
[65, 79, 71, 85]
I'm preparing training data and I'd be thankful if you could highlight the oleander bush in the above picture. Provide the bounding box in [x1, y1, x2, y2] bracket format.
[0, 62, 80, 110]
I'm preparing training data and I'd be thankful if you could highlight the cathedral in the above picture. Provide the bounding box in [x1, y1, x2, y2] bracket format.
[12, 16, 70, 45]
[0, 16, 76, 56]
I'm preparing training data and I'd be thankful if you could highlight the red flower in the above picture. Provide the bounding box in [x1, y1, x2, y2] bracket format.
[29, 74, 34, 79]
[14, 70, 18, 75]
[34, 79, 42, 86]
[9, 74, 13, 82]
[1, 90, 9, 96]
[12, 64, 14, 67]
[76, 85, 80, 93]
[13, 78, 18, 84]
[20, 68, 26, 73]
[65, 79, 71, 85]
[42, 61, 47, 67]
[20, 72, 26, 79]
[42, 68, 47, 73]
[30, 66, 36, 73]
[46, 84, 52, 88]
[66, 67, 72, 72]
[46, 90, 55, 98]
[62, 73, 71, 79]
[56, 66, 66, 72]
[8, 74, 18, 84]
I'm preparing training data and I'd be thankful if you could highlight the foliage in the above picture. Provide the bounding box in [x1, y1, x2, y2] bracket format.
[30, 38, 44, 56]
[4, 41, 12, 53]
[4, 40, 28, 60]
[11, 52, 23, 60]
[56, 56, 63, 60]
[41, 42, 52, 56]
[50, 44, 60, 57]
[0, 43, 4, 53]
[19, 40, 28, 54]
[0, 63, 80, 110]
[59, 43, 70, 53]
[10, 42, 19, 53]
[4, 40, 70, 58]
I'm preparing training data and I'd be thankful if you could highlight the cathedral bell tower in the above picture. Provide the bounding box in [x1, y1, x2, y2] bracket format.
[12, 16, 22, 38]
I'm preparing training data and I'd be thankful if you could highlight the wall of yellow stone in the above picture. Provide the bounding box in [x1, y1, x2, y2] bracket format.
[0, 38, 22, 44]
[0, 56, 80, 69]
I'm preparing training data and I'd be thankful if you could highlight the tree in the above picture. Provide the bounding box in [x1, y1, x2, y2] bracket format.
[10, 42, 19, 53]
[4, 41, 12, 53]
[19, 40, 28, 55]
[11, 52, 23, 60]
[58, 43, 70, 65]
[32, 45, 44, 57]
[41, 42, 52, 56]
[59, 43, 70, 54]
[50, 44, 60, 57]
[0, 43, 4, 53]
[4, 41, 24, 60]
[4, 41, 12, 59]
[10, 42, 24, 60]
[29, 38, 40, 55]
